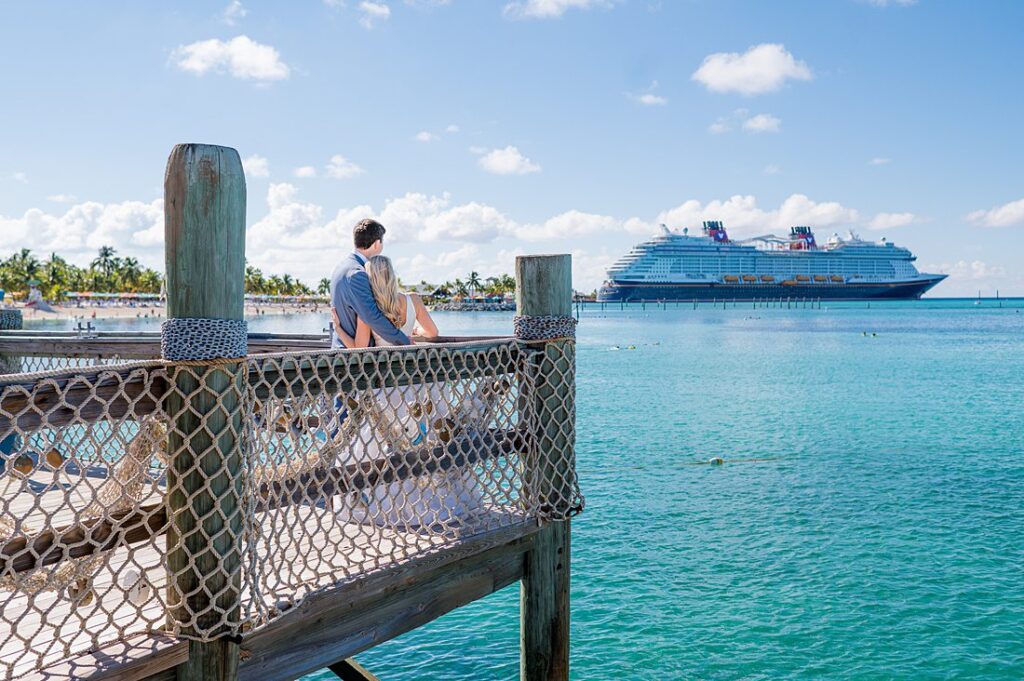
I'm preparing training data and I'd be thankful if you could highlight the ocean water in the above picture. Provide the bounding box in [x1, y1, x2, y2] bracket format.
[24, 301, 1024, 679]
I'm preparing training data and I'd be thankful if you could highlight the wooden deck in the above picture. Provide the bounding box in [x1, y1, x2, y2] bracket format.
[2, 469, 538, 679]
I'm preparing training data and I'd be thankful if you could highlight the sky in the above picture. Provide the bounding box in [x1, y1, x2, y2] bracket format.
[1, 0, 1023, 295]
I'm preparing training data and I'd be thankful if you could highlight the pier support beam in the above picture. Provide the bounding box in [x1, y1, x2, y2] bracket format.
[163, 143, 247, 681]
[516, 255, 573, 681]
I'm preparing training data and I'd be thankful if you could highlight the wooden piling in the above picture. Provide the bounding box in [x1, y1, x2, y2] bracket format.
[516, 255, 573, 681]
[163, 143, 247, 681]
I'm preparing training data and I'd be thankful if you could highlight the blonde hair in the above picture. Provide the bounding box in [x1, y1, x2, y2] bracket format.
[365, 255, 405, 327]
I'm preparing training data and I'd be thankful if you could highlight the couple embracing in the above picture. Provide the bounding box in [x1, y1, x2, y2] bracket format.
[329, 218, 437, 348]
[328, 218, 483, 529]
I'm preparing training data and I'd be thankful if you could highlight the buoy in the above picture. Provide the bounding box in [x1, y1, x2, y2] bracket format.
[708, 457, 724, 465]
[121, 568, 152, 605]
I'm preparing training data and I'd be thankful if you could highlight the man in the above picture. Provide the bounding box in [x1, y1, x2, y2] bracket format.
[329, 218, 409, 348]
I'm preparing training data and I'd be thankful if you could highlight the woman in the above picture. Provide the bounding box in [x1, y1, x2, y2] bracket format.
[329, 256, 483, 529]
[330, 255, 438, 348]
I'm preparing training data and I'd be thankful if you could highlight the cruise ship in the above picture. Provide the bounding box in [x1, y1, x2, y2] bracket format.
[598, 221, 946, 302]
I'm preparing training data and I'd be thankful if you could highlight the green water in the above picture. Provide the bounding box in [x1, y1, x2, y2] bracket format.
[301, 301, 1022, 680]
[26, 301, 1024, 678]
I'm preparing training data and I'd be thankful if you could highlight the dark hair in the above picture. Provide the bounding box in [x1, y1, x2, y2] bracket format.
[353, 219, 386, 249]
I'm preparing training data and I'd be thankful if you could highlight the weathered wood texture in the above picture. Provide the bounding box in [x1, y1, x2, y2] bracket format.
[27, 633, 188, 681]
[237, 523, 539, 681]
[163, 143, 246, 681]
[327, 658, 380, 681]
[516, 254, 573, 681]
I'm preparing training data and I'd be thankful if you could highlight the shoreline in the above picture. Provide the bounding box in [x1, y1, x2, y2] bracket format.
[8, 303, 329, 323]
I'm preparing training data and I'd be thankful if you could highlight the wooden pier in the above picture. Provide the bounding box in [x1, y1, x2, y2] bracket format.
[0, 144, 580, 681]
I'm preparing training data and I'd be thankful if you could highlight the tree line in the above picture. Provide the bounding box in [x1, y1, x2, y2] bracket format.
[1, 248, 517, 301]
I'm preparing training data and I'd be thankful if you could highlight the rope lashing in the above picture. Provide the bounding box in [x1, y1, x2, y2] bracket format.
[513, 314, 577, 342]
[0, 309, 23, 330]
[160, 317, 248, 362]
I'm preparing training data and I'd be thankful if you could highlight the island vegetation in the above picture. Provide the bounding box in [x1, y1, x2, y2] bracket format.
[0, 246, 517, 302]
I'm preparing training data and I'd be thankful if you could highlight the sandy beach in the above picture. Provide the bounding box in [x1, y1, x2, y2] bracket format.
[11, 303, 328, 323]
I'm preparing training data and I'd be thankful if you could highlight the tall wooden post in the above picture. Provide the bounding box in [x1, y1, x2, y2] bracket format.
[164, 144, 247, 681]
[517, 255, 573, 681]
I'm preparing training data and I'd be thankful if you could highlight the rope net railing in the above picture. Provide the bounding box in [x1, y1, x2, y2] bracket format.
[0, 337, 579, 677]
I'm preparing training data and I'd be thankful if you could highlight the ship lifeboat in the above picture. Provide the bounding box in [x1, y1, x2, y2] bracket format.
[830, 275, 844, 282]
[781, 280, 797, 286]
[742, 275, 758, 282]
[723, 275, 740, 283]
[795, 274, 810, 282]
[813, 275, 827, 282]
[760, 275, 775, 282]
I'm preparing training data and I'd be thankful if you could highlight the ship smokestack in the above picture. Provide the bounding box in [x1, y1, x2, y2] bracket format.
[702, 220, 730, 243]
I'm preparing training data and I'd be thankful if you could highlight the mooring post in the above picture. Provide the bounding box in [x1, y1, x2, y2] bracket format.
[164, 144, 247, 681]
[516, 255, 573, 681]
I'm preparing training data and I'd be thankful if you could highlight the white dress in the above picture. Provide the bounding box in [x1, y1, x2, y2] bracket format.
[338, 295, 485, 529]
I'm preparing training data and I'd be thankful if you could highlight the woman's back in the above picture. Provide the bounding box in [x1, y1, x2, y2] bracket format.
[397, 293, 417, 335]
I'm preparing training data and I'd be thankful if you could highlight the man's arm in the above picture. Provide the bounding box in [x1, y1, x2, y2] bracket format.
[348, 270, 410, 345]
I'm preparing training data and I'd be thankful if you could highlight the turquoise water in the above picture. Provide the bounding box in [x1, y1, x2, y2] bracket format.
[24, 301, 1024, 679]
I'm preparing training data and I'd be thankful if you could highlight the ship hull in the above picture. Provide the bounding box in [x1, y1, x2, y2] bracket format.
[597, 276, 946, 303]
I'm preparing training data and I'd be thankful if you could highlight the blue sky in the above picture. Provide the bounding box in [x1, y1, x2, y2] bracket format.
[1, 0, 1023, 294]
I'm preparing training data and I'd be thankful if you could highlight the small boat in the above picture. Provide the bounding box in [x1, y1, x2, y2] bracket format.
[723, 275, 739, 283]
[781, 280, 797, 286]
[742, 275, 757, 282]
[760, 275, 775, 282]
[813, 275, 827, 282]
[795, 274, 810, 282]
[830, 275, 844, 282]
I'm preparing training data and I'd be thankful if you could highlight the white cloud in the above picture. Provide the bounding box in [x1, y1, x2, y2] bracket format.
[414, 131, 439, 143]
[967, 198, 1024, 228]
[222, 0, 247, 25]
[631, 93, 667, 106]
[709, 109, 781, 134]
[422, 202, 516, 242]
[326, 154, 365, 179]
[172, 35, 290, 82]
[868, 212, 918, 230]
[742, 113, 781, 133]
[468, 145, 488, 155]
[0, 199, 165, 262]
[445, 124, 460, 133]
[657, 194, 859, 239]
[358, 1, 391, 28]
[11, 172, 27, 183]
[692, 43, 812, 96]
[627, 81, 667, 106]
[242, 154, 269, 178]
[763, 164, 781, 175]
[869, 157, 891, 165]
[47, 194, 78, 203]
[293, 166, 317, 178]
[515, 210, 618, 241]
[478, 146, 541, 175]
[503, 0, 611, 19]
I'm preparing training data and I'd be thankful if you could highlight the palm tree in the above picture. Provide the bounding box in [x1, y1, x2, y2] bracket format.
[91, 246, 117, 279]
[467, 271, 482, 298]
[120, 257, 142, 290]
[317, 278, 331, 296]
[245, 265, 267, 294]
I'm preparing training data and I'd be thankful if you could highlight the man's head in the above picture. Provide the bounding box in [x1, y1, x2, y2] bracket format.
[353, 218, 386, 257]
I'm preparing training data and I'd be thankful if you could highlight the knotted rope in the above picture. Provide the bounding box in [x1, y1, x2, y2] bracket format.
[512, 314, 577, 343]
[0, 308, 23, 330]
[160, 317, 248, 362]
